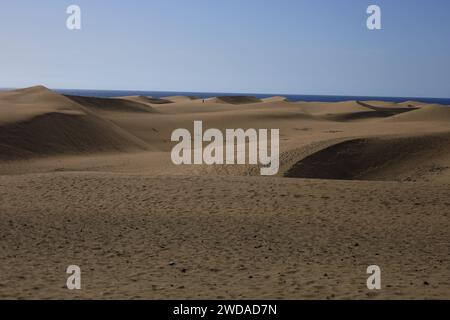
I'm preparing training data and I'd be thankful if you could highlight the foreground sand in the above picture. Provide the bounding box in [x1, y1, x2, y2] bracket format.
[1, 86, 450, 299]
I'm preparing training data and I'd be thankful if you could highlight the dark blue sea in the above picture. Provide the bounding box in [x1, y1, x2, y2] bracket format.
[54, 89, 450, 105]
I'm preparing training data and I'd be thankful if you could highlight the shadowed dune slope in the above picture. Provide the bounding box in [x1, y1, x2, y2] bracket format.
[296, 100, 370, 114]
[66, 95, 159, 113]
[284, 133, 450, 181]
[0, 87, 151, 159]
[297, 101, 380, 121]
[212, 96, 262, 104]
[356, 101, 419, 114]
[317, 101, 418, 121]
[115, 96, 173, 105]
[0, 113, 149, 159]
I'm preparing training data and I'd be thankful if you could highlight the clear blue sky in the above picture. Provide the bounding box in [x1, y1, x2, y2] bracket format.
[1, 0, 449, 97]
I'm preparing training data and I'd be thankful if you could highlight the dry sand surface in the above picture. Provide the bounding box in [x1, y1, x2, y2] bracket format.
[1, 86, 450, 299]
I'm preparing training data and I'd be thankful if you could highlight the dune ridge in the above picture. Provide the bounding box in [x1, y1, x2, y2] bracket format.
[116, 95, 173, 105]
[0, 85, 86, 125]
[0, 86, 152, 159]
[386, 104, 450, 122]
[1, 86, 450, 171]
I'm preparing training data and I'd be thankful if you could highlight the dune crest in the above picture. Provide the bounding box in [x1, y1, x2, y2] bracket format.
[386, 104, 450, 122]
[0, 87, 152, 159]
[0, 86, 90, 125]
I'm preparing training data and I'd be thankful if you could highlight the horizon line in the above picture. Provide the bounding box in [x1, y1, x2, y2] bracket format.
[1, 86, 450, 101]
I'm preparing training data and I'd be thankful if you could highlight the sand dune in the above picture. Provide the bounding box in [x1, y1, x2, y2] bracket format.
[118, 95, 173, 105]
[0, 87, 151, 159]
[262, 96, 289, 103]
[386, 104, 450, 122]
[356, 101, 419, 114]
[0, 113, 149, 160]
[163, 95, 199, 103]
[360, 100, 399, 108]
[1, 86, 449, 169]
[210, 96, 262, 104]
[297, 100, 373, 115]
[1, 86, 450, 299]
[317, 101, 419, 121]
[284, 133, 450, 181]
[66, 95, 159, 113]
[397, 100, 427, 108]
[293, 100, 419, 122]
[0, 85, 86, 125]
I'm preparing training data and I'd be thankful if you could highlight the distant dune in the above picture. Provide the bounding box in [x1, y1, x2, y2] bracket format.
[162, 95, 199, 103]
[261, 96, 289, 103]
[356, 101, 419, 114]
[66, 95, 159, 113]
[297, 100, 372, 115]
[397, 100, 427, 108]
[118, 95, 173, 105]
[386, 104, 450, 122]
[1, 86, 449, 174]
[211, 96, 262, 104]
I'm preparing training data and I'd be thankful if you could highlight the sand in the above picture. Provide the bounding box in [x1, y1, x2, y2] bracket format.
[0, 86, 449, 299]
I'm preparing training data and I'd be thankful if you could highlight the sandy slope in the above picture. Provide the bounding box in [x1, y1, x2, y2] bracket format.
[0, 87, 151, 159]
[118, 96, 173, 105]
[386, 104, 450, 122]
[1, 173, 450, 299]
[0, 85, 85, 125]
[0, 86, 450, 299]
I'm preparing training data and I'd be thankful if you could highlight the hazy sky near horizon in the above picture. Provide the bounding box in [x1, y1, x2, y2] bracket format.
[1, 0, 450, 97]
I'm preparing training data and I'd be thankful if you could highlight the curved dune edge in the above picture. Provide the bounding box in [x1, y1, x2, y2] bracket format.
[283, 134, 450, 181]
